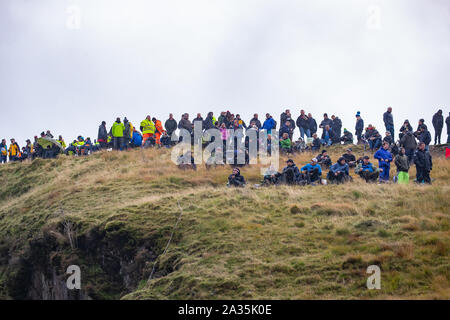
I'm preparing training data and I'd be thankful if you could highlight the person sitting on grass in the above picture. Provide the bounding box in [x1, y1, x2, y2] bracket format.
[300, 158, 322, 184]
[383, 131, 393, 146]
[177, 152, 197, 170]
[395, 147, 410, 184]
[280, 132, 293, 154]
[316, 149, 332, 169]
[160, 131, 172, 148]
[130, 128, 143, 148]
[275, 159, 301, 185]
[374, 141, 393, 182]
[321, 125, 334, 146]
[227, 167, 246, 187]
[327, 157, 351, 184]
[365, 124, 382, 151]
[340, 129, 353, 145]
[293, 138, 306, 153]
[311, 133, 321, 151]
[355, 155, 380, 183]
[262, 165, 279, 185]
[342, 148, 357, 168]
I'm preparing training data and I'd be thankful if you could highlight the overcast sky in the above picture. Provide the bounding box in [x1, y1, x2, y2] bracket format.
[1, 0, 449, 146]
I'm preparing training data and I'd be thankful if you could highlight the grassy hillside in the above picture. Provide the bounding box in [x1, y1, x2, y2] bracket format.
[0, 146, 449, 300]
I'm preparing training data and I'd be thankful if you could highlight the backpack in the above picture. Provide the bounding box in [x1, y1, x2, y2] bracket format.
[272, 120, 277, 130]
[1, 146, 6, 156]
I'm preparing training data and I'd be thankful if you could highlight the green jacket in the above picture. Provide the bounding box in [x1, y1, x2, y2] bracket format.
[280, 138, 292, 149]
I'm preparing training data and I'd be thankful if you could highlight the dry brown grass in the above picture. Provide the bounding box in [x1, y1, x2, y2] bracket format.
[0, 145, 448, 300]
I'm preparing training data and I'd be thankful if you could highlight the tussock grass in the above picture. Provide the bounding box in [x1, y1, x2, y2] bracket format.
[0, 145, 449, 299]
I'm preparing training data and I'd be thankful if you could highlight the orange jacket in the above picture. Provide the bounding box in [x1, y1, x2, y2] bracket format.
[155, 120, 165, 135]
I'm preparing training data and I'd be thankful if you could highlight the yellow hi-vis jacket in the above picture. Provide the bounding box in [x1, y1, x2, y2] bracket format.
[140, 119, 155, 134]
[9, 143, 19, 157]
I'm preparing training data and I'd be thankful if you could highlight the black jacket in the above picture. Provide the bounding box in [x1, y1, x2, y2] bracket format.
[414, 149, 432, 171]
[228, 173, 246, 186]
[309, 118, 317, 134]
[165, 119, 178, 135]
[432, 112, 444, 130]
[364, 128, 381, 140]
[400, 123, 413, 134]
[342, 153, 356, 163]
[355, 118, 364, 133]
[383, 135, 393, 145]
[447, 115, 450, 134]
[280, 113, 287, 125]
[400, 131, 417, 150]
[340, 131, 353, 144]
[418, 130, 431, 145]
[320, 118, 333, 129]
[249, 118, 262, 129]
[98, 124, 108, 141]
[296, 115, 310, 129]
[383, 111, 394, 126]
[203, 116, 214, 130]
[192, 117, 203, 130]
[331, 118, 342, 135]
[284, 118, 296, 131]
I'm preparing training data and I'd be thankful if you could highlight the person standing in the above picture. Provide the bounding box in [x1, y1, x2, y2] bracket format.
[123, 117, 132, 149]
[262, 113, 276, 135]
[308, 113, 317, 135]
[203, 112, 215, 130]
[296, 110, 310, 139]
[417, 125, 431, 151]
[0, 139, 7, 164]
[355, 112, 364, 144]
[153, 117, 166, 147]
[399, 120, 413, 140]
[249, 113, 262, 129]
[141, 115, 156, 146]
[193, 113, 204, 131]
[331, 115, 342, 144]
[383, 107, 394, 138]
[97, 121, 108, 149]
[319, 113, 333, 135]
[8, 138, 20, 162]
[414, 142, 432, 184]
[280, 109, 290, 127]
[446, 112, 450, 143]
[111, 117, 125, 151]
[400, 129, 417, 164]
[374, 141, 393, 182]
[395, 147, 410, 184]
[432, 109, 444, 145]
[165, 114, 178, 138]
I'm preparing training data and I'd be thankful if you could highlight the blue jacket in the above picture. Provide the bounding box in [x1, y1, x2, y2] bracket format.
[279, 125, 292, 137]
[301, 163, 322, 175]
[330, 162, 349, 175]
[374, 148, 392, 166]
[132, 131, 143, 146]
[262, 117, 276, 131]
[361, 162, 375, 172]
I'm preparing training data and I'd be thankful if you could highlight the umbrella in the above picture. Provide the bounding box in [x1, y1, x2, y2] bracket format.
[37, 137, 63, 150]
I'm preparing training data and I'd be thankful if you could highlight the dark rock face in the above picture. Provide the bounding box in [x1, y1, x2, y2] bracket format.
[2, 221, 177, 300]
